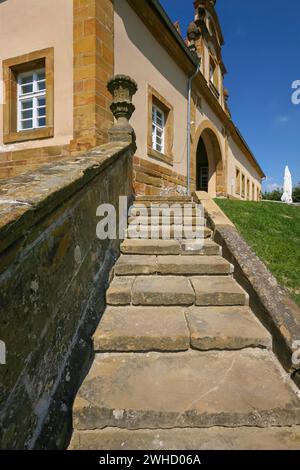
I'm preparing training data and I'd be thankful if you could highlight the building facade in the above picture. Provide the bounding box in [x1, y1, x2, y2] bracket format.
[0, 0, 264, 199]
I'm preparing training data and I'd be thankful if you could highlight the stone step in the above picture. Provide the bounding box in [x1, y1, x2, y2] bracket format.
[129, 204, 200, 215]
[128, 215, 206, 226]
[125, 226, 212, 240]
[106, 276, 135, 305]
[120, 238, 221, 256]
[191, 276, 248, 306]
[132, 276, 195, 306]
[186, 306, 272, 350]
[121, 239, 181, 255]
[73, 349, 300, 431]
[182, 239, 221, 255]
[93, 306, 190, 352]
[114, 255, 233, 276]
[135, 195, 193, 203]
[70, 426, 300, 450]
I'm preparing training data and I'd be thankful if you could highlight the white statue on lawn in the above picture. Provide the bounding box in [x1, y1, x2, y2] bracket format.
[281, 166, 293, 204]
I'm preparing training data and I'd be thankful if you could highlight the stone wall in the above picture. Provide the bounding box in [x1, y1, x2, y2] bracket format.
[0, 141, 134, 449]
[133, 155, 187, 196]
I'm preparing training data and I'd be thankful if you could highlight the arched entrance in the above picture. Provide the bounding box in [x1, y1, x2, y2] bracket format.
[195, 122, 226, 197]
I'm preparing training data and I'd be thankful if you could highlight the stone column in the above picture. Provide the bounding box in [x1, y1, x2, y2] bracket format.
[107, 75, 138, 144]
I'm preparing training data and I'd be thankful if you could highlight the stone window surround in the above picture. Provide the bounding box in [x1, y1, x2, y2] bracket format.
[147, 84, 174, 166]
[2, 47, 54, 144]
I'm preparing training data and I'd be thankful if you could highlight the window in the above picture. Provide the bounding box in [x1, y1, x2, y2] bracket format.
[246, 178, 250, 200]
[209, 57, 219, 93]
[147, 85, 174, 165]
[3, 48, 54, 144]
[235, 168, 241, 195]
[210, 61, 216, 84]
[18, 69, 46, 131]
[252, 183, 255, 201]
[152, 105, 165, 154]
[241, 174, 245, 198]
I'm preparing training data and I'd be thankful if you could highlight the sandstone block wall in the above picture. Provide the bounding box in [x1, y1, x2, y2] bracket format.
[0, 141, 133, 449]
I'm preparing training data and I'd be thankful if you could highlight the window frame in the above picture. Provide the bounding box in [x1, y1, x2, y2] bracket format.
[147, 85, 174, 165]
[3, 48, 54, 144]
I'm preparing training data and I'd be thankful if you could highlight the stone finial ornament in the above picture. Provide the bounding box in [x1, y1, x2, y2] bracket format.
[187, 21, 199, 42]
[187, 21, 201, 57]
[107, 74, 138, 143]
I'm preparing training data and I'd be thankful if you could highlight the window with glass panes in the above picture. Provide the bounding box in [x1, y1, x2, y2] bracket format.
[17, 69, 46, 131]
[152, 105, 165, 154]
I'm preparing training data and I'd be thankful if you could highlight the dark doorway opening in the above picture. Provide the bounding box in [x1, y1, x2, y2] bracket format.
[196, 137, 209, 192]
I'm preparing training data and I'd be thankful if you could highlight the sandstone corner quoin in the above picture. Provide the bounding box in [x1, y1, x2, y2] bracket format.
[0, 0, 300, 451]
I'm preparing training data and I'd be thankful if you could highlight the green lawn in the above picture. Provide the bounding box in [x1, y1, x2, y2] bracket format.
[214, 199, 300, 307]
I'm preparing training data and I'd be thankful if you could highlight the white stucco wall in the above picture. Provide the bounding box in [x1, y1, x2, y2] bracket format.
[0, 0, 73, 151]
[114, 0, 188, 177]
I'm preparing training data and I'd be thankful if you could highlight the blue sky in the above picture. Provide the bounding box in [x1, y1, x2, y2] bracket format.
[160, 0, 300, 191]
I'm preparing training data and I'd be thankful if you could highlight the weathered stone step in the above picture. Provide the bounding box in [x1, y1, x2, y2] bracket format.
[120, 238, 221, 256]
[114, 255, 233, 276]
[107, 275, 248, 307]
[126, 225, 212, 240]
[70, 426, 300, 450]
[132, 276, 194, 306]
[191, 276, 248, 306]
[182, 239, 221, 255]
[129, 204, 201, 215]
[93, 306, 190, 352]
[106, 276, 135, 305]
[73, 349, 300, 430]
[135, 195, 193, 203]
[128, 215, 206, 226]
[186, 306, 272, 351]
[121, 239, 181, 255]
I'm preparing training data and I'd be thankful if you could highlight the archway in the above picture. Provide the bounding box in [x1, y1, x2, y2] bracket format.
[194, 122, 226, 197]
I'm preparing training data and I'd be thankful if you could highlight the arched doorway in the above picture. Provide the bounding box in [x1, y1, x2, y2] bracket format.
[195, 124, 226, 197]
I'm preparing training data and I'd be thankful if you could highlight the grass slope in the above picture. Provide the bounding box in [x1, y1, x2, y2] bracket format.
[215, 199, 300, 307]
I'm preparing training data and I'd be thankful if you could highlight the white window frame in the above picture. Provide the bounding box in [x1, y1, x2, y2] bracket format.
[17, 68, 46, 132]
[152, 104, 165, 154]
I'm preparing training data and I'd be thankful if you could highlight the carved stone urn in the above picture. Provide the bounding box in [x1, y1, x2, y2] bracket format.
[107, 74, 138, 143]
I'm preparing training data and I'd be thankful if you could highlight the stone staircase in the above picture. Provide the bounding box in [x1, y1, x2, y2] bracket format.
[69, 196, 300, 450]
